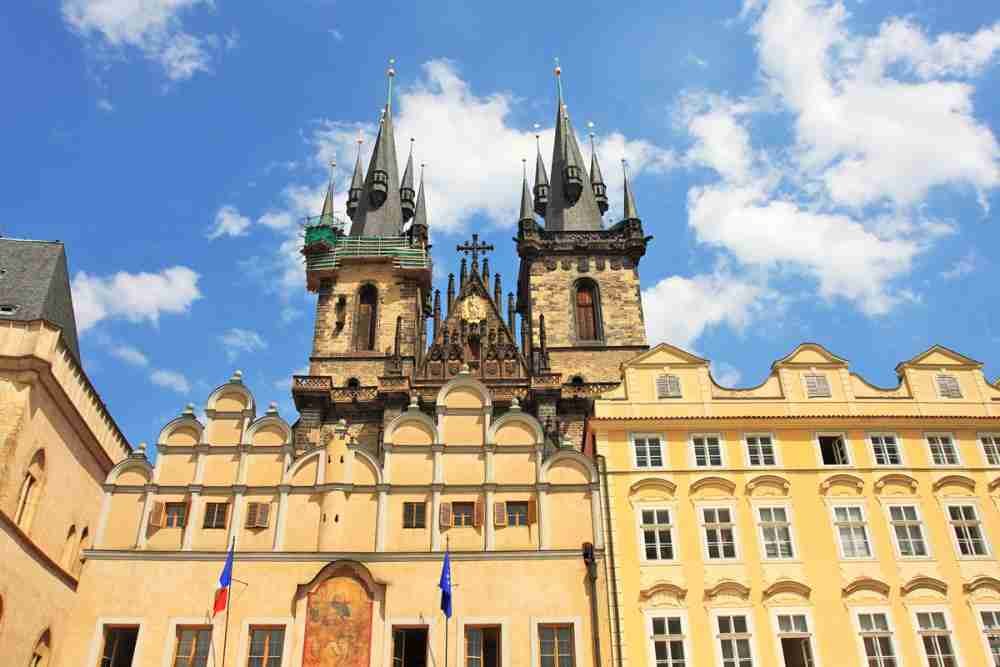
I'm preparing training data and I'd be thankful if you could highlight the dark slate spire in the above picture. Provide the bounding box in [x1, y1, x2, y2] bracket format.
[519, 159, 535, 222]
[410, 163, 429, 245]
[348, 61, 403, 237]
[623, 159, 640, 222]
[400, 138, 416, 222]
[533, 130, 549, 217]
[320, 160, 336, 221]
[447, 273, 456, 315]
[545, 64, 603, 231]
[347, 134, 364, 219]
[588, 126, 608, 215]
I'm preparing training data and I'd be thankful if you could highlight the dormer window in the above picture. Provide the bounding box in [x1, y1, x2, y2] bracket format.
[0, 304, 20, 315]
[803, 372, 831, 398]
[562, 165, 583, 203]
[369, 170, 388, 208]
[936, 374, 962, 399]
[656, 374, 682, 399]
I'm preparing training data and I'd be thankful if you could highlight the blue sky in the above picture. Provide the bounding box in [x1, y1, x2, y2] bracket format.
[2, 0, 999, 447]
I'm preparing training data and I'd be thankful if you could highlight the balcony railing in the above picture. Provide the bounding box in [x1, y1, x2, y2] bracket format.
[304, 235, 430, 271]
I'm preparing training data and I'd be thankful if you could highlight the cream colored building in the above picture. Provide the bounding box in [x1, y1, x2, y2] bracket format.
[592, 342, 1000, 667]
[0, 239, 132, 667]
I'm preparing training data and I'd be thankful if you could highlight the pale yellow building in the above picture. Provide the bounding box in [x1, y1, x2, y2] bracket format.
[591, 342, 1000, 667]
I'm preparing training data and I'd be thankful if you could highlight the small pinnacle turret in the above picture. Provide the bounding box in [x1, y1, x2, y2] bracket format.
[533, 131, 550, 217]
[623, 160, 640, 222]
[320, 161, 336, 221]
[410, 164, 429, 245]
[401, 138, 416, 222]
[347, 135, 364, 218]
[588, 126, 608, 214]
[519, 160, 535, 223]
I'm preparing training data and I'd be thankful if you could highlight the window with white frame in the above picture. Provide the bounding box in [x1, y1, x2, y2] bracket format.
[641, 508, 674, 561]
[633, 435, 664, 468]
[927, 434, 960, 465]
[757, 506, 794, 559]
[936, 374, 963, 399]
[818, 434, 850, 466]
[947, 504, 989, 557]
[745, 434, 776, 466]
[775, 614, 815, 667]
[656, 374, 682, 399]
[715, 614, 753, 667]
[887, 505, 928, 557]
[855, 611, 897, 667]
[981, 434, 1000, 466]
[650, 615, 686, 667]
[803, 372, 831, 398]
[916, 611, 957, 667]
[702, 507, 737, 560]
[870, 433, 902, 466]
[692, 435, 723, 467]
[833, 505, 872, 558]
[978, 609, 1000, 666]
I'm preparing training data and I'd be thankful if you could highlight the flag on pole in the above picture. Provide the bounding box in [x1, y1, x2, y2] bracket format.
[438, 547, 452, 618]
[213, 540, 235, 616]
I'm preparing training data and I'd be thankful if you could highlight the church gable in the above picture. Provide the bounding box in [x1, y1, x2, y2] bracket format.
[899, 344, 982, 369]
[772, 343, 848, 368]
[624, 343, 709, 368]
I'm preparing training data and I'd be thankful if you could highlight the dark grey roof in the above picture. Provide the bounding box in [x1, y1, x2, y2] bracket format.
[412, 168, 428, 230]
[545, 82, 604, 231]
[519, 170, 534, 222]
[623, 166, 640, 221]
[401, 143, 415, 193]
[349, 148, 365, 191]
[348, 106, 404, 237]
[320, 181, 335, 218]
[0, 238, 81, 361]
[590, 142, 605, 186]
[534, 143, 549, 188]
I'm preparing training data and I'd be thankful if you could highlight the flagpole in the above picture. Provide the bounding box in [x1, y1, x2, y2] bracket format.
[221, 537, 235, 667]
[444, 536, 449, 667]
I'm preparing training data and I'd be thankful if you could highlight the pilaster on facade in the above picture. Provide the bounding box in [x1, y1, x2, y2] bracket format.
[137, 489, 154, 548]
[375, 486, 389, 551]
[485, 488, 496, 550]
[182, 491, 201, 550]
[94, 489, 113, 548]
[273, 485, 290, 550]
[431, 488, 443, 551]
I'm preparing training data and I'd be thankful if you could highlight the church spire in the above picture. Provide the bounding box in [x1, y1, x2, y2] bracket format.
[622, 159, 640, 222]
[400, 138, 416, 222]
[348, 60, 404, 237]
[410, 163, 429, 245]
[320, 160, 336, 221]
[519, 159, 534, 223]
[532, 128, 549, 217]
[347, 133, 364, 219]
[588, 124, 608, 214]
[545, 61, 603, 231]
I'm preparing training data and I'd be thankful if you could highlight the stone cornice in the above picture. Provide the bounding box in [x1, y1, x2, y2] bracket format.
[82, 547, 602, 563]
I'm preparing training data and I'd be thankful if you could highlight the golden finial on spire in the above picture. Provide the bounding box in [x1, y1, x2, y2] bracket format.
[554, 57, 561, 77]
[522, 158, 527, 179]
[588, 121, 596, 149]
[386, 57, 396, 113]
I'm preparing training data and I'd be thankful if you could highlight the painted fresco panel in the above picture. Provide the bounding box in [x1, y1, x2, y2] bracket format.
[302, 574, 373, 667]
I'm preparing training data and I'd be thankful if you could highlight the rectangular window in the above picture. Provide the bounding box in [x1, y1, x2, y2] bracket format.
[656, 374, 682, 399]
[100, 626, 139, 667]
[392, 627, 428, 667]
[506, 501, 529, 526]
[244, 502, 270, 529]
[172, 626, 211, 667]
[633, 436, 664, 468]
[539, 624, 575, 667]
[716, 614, 753, 667]
[758, 507, 794, 559]
[247, 627, 284, 667]
[870, 434, 901, 466]
[916, 612, 956, 667]
[856, 612, 897, 667]
[888, 505, 928, 557]
[833, 506, 872, 558]
[927, 434, 960, 465]
[403, 502, 426, 529]
[803, 373, 831, 398]
[948, 504, 989, 557]
[776, 615, 814, 667]
[453, 502, 476, 527]
[641, 508, 674, 561]
[746, 434, 776, 466]
[165, 503, 187, 528]
[936, 374, 963, 399]
[203, 502, 229, 530]
[703, 507, 737, 560]
[981, 434, 1000, 466]
[692, 435, 723, 467]
[979, 609, 1000, 666]
[465, 626, 500, 667]
[818, 434, 850, 465]
[650, 616, 686, 667]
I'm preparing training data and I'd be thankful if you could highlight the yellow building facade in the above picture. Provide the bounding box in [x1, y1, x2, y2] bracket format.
[592, 342, 1000, 667]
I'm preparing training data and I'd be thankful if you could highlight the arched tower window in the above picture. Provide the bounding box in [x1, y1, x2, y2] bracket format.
[15, 449, 45, 532]
[355, 285, 378, 351]
[574, 280, 602, 342]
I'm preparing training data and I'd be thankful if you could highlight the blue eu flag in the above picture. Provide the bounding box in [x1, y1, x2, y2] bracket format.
[438, 548, 452, 618]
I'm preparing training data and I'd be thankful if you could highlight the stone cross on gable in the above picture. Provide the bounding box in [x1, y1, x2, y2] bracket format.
[456, 234, 494, 267]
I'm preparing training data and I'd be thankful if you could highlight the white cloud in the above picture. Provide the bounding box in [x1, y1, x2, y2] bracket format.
[711, 361, 743, 387]
[940, 251, 979, 281]
[642, 270, 766, 349]
[62, 0, 220, 82]
[72, 266, 201, 332]
[96, 98, 114, 112]
[111, 344, 149, 366]
[208, 205, 252, 239]
[151, 368, 191, 394]
[219, 328, 267, 360]
[275, 365, 310, 390]
[328, 28, 343, 41]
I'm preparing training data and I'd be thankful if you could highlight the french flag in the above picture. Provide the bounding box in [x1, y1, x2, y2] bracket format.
[213, 540, 235, 617]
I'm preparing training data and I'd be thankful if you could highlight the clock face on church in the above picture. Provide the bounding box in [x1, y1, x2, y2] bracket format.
[459, 295, 488, 323]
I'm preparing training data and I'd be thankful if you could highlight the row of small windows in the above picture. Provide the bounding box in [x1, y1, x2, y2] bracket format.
[639, 500, 991, 563]
[656, 371, 968, 399]
[632, 432, 1000, 468]
[647, 607, 1000, 667]
[147, 501, 272, 530]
